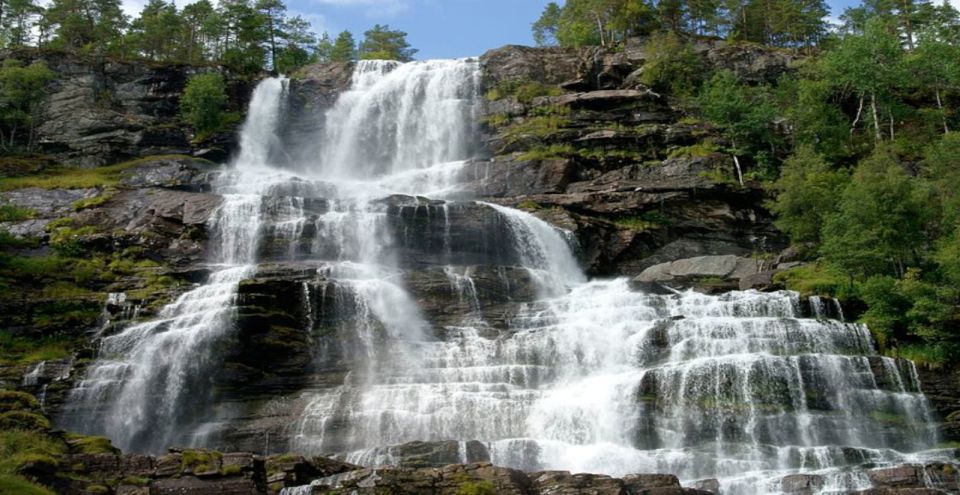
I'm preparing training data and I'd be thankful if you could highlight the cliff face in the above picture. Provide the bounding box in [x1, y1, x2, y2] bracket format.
[2, 49, 254, 167]
[1, 42, 958, 495]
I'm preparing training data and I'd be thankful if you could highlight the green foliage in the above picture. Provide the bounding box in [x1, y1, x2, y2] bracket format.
[330, 30, 357, 62]
[768, 145, 849, 244]
[639, 31, 703, 96]
[820, 149, 930, 279]
[180, 449, 222, 474]
[517, 199, 542, 210]
[359, 24, 417, 62]
[0, 60, 55, 152]
[698, 70, 780, 176]
[773, 264, 853, 299]
[181, 73, 228, 136]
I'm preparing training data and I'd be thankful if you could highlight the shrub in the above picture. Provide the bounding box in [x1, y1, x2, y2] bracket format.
[181, 73, 228, 136]
[640, 31, 704, 96]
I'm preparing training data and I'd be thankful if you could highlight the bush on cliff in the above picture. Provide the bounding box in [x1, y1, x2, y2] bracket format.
[180, 73, 228, 139]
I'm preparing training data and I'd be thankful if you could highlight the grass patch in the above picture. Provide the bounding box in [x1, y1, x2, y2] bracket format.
[502, 115, 570, 145]
[0, 429, 67, 476]
[0, 204, 34, 222]
[774, 263, 851, 298]
[65, 434, 120, 455]
[455, 480, 496, 495]
[517, 199, 541, 210]
[180, 449, 222, 474]
[0, 411, 50, 431]
[71, 192, 114, 211]
[0, 331, 77, 366]
[0, 474, 55, 495]
[0, 154, 195, 191]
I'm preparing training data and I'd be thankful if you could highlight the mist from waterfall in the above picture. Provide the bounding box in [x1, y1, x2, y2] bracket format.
[60, 59, 957, 495]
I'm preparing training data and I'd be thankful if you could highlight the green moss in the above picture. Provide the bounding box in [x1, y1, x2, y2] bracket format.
[517, 199, 541, 210]
[85, 484, 109, 494]
[668, 141, 721, 159]
[65, 434, 120, 455]
[71, 192, 114, 211]
[868, 410, 911, 426]
[0, 474, 55, 495]
[0, 391, 40, 413]
[220, 464, 242, 475]
[120, 476, 151, 487]
[0, 411, 51, 431]
[455, 480, 496, 495]
[0, 154, 195, 191]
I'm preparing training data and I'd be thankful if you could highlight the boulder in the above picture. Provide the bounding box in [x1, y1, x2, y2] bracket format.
[635, 255, 761, 286]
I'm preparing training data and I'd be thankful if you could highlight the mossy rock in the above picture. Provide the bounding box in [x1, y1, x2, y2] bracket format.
[0, 411, 50, 431]
[65, 433, 120, 455]
[179, 448, 222, 475]
[0, 390, 40, 413]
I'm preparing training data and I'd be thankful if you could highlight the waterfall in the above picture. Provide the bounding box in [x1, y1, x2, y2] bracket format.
[61, 59, 956, 495]
[60, 78, 287, 452]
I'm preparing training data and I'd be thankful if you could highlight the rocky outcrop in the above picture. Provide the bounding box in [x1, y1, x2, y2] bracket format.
[2, 48, 253, 167]
[917, 366, 960, 443]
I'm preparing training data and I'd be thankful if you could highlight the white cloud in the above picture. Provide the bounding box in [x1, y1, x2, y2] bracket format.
[311, 0, 409, 17]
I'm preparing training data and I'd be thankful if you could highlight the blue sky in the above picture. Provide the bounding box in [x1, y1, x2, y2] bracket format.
[119, 0, 943, 60]
[279, 0, 865, 59]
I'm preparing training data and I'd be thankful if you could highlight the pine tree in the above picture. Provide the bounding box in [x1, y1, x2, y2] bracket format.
[359, 24, 417, 61]
[329, 30, 356, 62]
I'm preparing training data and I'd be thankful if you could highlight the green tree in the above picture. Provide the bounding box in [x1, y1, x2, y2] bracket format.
[769, 145, 849, 245]
[274, 15, 316, 74]
[0, 59, 54, 151]
[329, 30, 356, 62]
[255, 0, 285, 71]
[181, 0, 219, 64]
[820, 148, 930, 279]
[180, 73, 227, 136]
[314, 31, 333, 63]
[359, 24, 417, 61]
[532, 2, 562, 46]
[823, 17, 905, 142]
[2, 0, 43, 47]
[127, 0, 183, 61]
[44, 0, 127, 54]
[638, 31, 703, 96]
[699, 70, 779, 182]
[907, 35, 960, 133]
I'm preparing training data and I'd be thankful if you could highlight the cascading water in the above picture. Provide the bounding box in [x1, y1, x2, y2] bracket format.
[60, 78, 288, 452]
[61, 58, 956, 494]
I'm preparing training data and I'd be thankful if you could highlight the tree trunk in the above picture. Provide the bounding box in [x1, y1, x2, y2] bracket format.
[851, 93, 864, 133]
[732, 154, 744, 186]
[936, 88, 949, 133]
[595, 13, 606, 47]
[871, 92, 882, 141]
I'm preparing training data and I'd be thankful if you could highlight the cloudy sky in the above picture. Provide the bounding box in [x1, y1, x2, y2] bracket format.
[116, 0, 960, 59]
